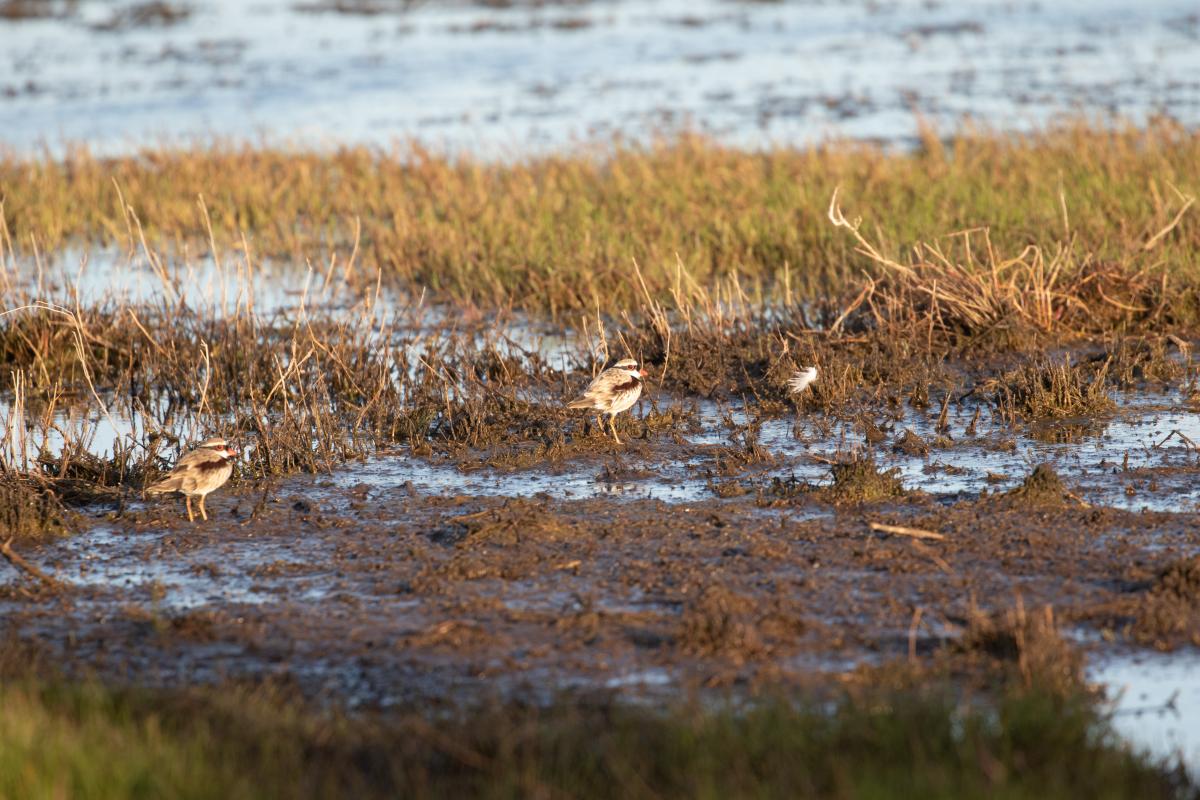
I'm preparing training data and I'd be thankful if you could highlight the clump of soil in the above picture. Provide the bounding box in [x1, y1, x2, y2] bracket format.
[678, 584, 772, 662]
[1003, 463, 1069, 506]
[597, 461, 655, 484]
[862, 418, 889, 445]
[0, 474, 72, 542]
[892, 428, 929, 456]
[760, 474, 808, 502]
[822, 457, 906, 504]
[712, 441, 775, 476]
[456, 498, 576, 546]
[1127, 557, 1200, 649]
[957, 604, 1081, 692]
[1153, 557, 1200, 601]
[0, 0, 73, 20]
[1107, 337, 1186, 388]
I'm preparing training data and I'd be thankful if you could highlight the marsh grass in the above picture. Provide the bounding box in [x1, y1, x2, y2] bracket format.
[0, 248, 704, 522]
[3, 125, 1199, 797]
[1106, 336, 1191, 388]
[2, 122, 1198, 321]
[826, 191, 1190, 348]
[991, 356, 1115, 422]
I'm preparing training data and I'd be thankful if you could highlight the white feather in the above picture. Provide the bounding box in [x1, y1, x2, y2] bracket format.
[788, 366, 818, 395]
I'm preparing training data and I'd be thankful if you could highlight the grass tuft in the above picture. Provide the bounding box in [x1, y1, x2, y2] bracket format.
[824, 455, 907, 504]
[992, 356, 1115, 422]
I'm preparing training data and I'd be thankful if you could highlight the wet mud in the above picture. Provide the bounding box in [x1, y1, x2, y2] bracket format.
[5, 394, 1200, 708]
[2, 259, 1200, 769]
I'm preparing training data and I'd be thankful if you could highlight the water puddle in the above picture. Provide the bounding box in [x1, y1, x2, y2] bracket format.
[330, 453, 707, 503]
[1092, 651, 1200, 778]
[11, 247, 407, 319]
[55, 526, 328, 610]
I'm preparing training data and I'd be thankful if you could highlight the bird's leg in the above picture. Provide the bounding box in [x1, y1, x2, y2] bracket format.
[186, 496, 195, 523]
[608, 414, 622, 445]
[594, 415, 603, 437]
[199, 495, 209, 521]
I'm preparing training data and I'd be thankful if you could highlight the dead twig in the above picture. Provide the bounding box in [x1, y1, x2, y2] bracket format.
[869, 521, 945, 541]
[936, 390, 952, 434]
[1166, 333, 1192, 356]
[1143, 184, 1195, 251]
[908, 606, 925, 663]
[1154, 429, 1198, 451]
[1, 536, 63, 589]
[909, 540, 955, 574]
[1063, 488, 1092, 508]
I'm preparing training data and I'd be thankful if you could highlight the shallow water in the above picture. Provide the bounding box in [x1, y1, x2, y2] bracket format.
[2, 0, 1198, 156]
[14, 247, 400, 318]
[317, 389, 1200, 513]
[61, 527, 278, 609]
[1093, 651, 1200, 779]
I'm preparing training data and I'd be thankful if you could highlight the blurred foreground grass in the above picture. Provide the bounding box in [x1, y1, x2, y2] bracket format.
[0, 676, 1189, 800]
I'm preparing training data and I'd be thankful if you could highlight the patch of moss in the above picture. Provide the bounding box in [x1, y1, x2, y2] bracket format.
[1004, 463, 1069, 506]
[824, 457, 907, 504]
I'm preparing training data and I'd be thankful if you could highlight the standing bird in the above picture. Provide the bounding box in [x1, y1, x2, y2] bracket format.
[789, 366, 818, 395]
[567, 358, 645, 444]
[145, 438, 238, 522]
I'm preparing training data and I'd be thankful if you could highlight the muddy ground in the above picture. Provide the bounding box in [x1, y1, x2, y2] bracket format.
[5, 416, 1200, 708]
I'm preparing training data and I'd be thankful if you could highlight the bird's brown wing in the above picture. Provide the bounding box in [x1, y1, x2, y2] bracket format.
[568, 367, 625, 408]
[146, 448, 227, 493]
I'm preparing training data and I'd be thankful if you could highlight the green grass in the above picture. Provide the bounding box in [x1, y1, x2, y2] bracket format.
[0, 677, 1188, 799]
[2, 121, 1197, 313]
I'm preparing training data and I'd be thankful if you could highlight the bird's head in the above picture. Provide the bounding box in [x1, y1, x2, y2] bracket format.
[612, 358, 644, 379]
[197, 438, 239, 460]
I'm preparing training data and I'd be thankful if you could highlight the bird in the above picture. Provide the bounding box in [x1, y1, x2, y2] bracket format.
[145, 437, 238, 522]
[788, 366, 818, 395]
[567, 357, 645, 444]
